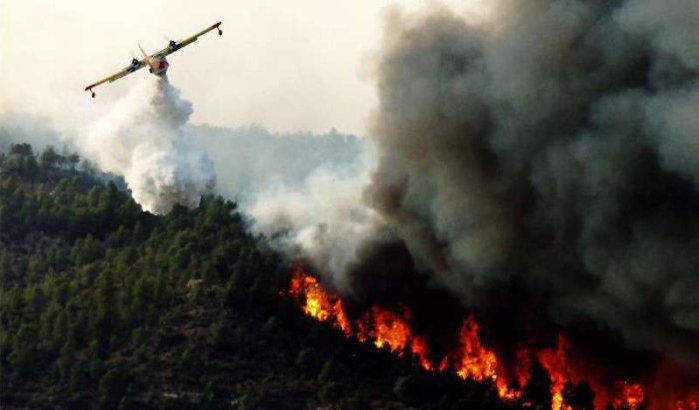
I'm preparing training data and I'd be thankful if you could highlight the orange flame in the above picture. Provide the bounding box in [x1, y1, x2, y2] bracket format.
[288, 267, 433, 370]
[453, 316, 499, 381]
[359, 307, 434, 370]
[285, 266, 689, 410]
[450, 316, 521, 400]
[614, 382, 646, 410]
[538, 335, 572, 410]
[288, 267, 351, 336]
[365, 307, 412, 352]
[410, 336, 434, 371]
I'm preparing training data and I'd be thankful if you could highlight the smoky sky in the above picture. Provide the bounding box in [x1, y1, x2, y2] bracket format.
[356, 0, 699, 364]
[189, 124, 364, 204]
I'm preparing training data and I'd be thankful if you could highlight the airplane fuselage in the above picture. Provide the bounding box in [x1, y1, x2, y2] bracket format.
[148, 56, 169, 76]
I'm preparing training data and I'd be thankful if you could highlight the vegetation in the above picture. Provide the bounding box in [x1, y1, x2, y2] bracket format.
[0, 143, 532, 410]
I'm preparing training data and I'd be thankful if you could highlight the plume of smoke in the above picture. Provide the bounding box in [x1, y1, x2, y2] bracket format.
[189, 124, 365, 204]
[248, 146, 380, 293]
[266, 0, 699, 364]
[0, 111, 68, 152]
[195, 0, 699, 369]
[80, 76, 216, 214]
[187, 122, 374, 293]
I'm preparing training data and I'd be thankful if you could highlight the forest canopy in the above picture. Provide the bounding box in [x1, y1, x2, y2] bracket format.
[0, 143, 565, 410]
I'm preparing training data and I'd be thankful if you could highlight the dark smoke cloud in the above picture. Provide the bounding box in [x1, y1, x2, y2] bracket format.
[357, 0, 699, 363]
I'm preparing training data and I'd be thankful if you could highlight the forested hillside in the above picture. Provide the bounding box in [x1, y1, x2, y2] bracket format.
[0, 143, 523, 410]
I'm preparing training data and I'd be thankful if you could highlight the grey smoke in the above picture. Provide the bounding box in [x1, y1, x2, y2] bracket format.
[248, 145, 379, 290]
[0, 111, 69, 153]
[189, 124, 365, 205]
[190, 124, 377, 290]
[316, 0, 699, 363]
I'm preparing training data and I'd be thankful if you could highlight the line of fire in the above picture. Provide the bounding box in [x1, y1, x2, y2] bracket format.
[283, 263, 698, 410]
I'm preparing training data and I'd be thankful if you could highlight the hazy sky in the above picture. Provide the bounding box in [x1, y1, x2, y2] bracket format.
[0, 0, 448, 136]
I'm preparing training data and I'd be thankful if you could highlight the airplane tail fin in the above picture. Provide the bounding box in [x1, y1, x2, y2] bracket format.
[138, 44, 155, 71]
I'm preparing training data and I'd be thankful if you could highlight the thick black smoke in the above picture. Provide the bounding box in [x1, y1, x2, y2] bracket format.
[355, 0, 699, 365]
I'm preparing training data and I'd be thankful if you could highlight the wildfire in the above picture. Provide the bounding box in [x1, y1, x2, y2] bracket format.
[538, 335, 572, 410]
[288, 268, 351, 336]
[614, 382, 645, 410]
[285, 266, 693, 410]
[450, 316, 522, 400]
[410, 336, 433, 371]
[675, 397, 698, 410]
[452, 316, 500, 381]
[289, 266, 433, 370]
[287, 268, 510, 386]
[363, 307, 412, 352]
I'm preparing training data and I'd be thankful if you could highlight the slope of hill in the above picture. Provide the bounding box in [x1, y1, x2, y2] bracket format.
[0, 143, 529, 410]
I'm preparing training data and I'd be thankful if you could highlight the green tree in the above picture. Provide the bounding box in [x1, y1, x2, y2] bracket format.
[57, 338, 77, 382]
[69, 360, 88, 393]
[318, 381, 342, 402]
[98, 368, 126, 408]
[10, 143, 33, 155]
[0, 249, 12, 286]
[201, 381, 217, 410]
[317, 359, 339, 384]
[117, 395, 134, 410]
[22, 154, 39, 178]
[7, 324, 38, 377]
[393, 374, 420, 404]
[295, 347, 320, 377]
[40, 146, 63, 169]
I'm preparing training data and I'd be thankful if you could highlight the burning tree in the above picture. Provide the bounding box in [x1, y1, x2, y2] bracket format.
[284, 265, 697, 410]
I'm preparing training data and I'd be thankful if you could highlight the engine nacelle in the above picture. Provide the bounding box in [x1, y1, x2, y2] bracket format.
[126, 58, 140, 73]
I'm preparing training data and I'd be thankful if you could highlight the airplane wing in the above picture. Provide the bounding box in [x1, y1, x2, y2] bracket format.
[84, 59, 146, 97]
[84, 22, 221, 97]
[150, 21, 222, 59]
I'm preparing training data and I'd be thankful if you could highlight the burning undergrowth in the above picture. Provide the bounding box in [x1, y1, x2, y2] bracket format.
[252, 0, 699, 408]
[284, 264, 698, 410]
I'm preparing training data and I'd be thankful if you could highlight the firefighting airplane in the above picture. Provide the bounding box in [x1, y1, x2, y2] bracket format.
[84, 22, 222, 98]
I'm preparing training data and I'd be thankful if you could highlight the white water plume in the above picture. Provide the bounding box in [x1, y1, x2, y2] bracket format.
[81, 76, 216, 214]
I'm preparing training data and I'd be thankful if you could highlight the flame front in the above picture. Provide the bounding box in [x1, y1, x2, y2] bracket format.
[285, 267, 697, 410]
[452, 316, 499, 381]
[365, 307, 412, 353]
[289, 267, 433, 370]
[538, 335, 572, 410]
[288, 267, 351, 336]
[614, 382, 645, 410]
[287, 268, 508, 388]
